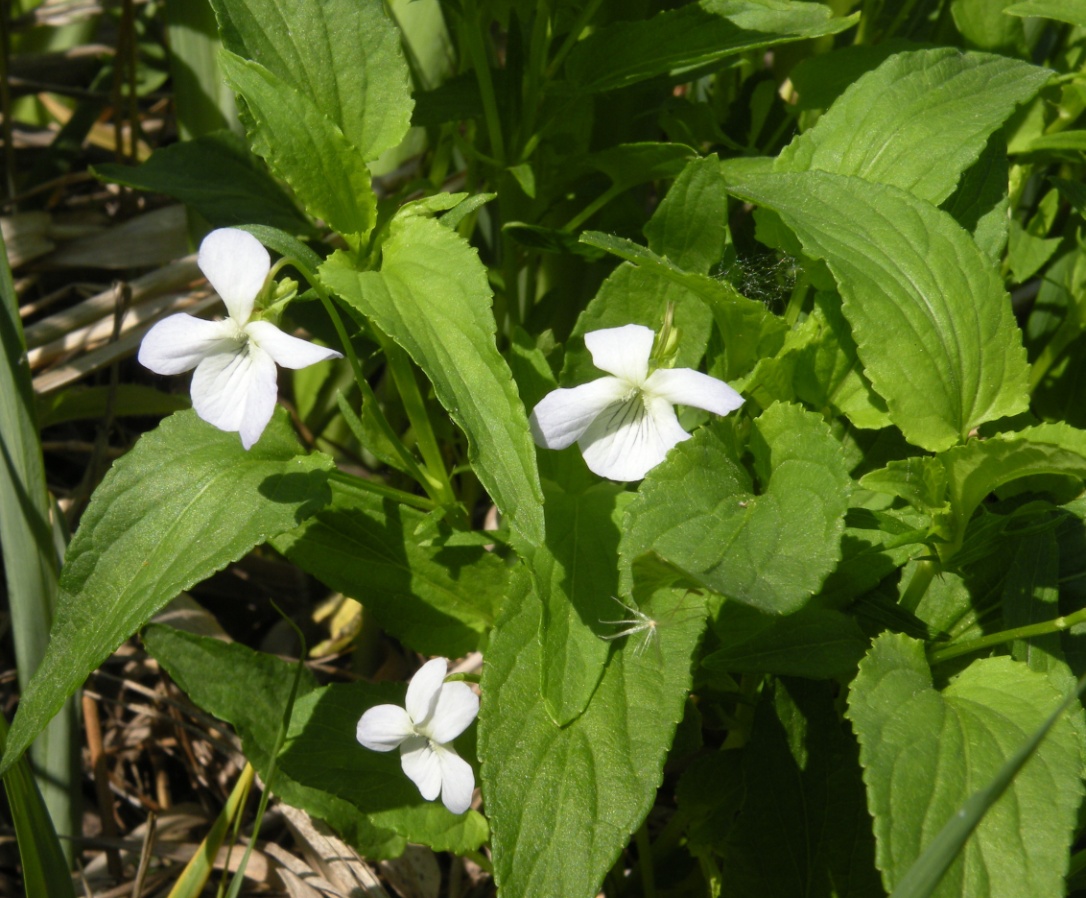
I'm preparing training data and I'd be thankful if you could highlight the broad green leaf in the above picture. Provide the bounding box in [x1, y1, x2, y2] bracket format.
[847, 633, 1084, 897]
[777, 48, 1050, 205]
[861, 424, 1086, 554]
[941, 133, 1010, 262]
[565, 0, 857, 94]
[210, 0, 412, 161]
[702, 606, 868, 679]
[321, 213, 545, 547]
[1008, 188, 1062, 283]
[36, 384, 190, 429]
[221, 52, 376, 242]
[642, 156, 731, 275]
[743, 294, 891, 430]
[271, 477, 507, 658]
[479, 565, 707, 898]
[580, 231, 787, 380]
[621, 403, 851, 614]
[952, 0, 1027, 51]
[531, 480, 630, 725]
[0, 410, 333, 775]
[713, 680, 882, 897]
[727, 171, 1030, 451]
[93, 130, 312, 235]
[143, 624, 402, 858]
[1005, 0, 1086, 26]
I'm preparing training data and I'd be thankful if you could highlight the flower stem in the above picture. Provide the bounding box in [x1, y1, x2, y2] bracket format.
[635, 820, 657, 898]
[928, 605, 1086, 666]
[461, 0, 505, 165]
[900, 558, 936, 613]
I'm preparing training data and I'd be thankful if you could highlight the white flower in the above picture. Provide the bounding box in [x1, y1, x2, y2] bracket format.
[356, 658, 479, 815]
[138, 228, 342, 449]
[529, 323, 744, 481]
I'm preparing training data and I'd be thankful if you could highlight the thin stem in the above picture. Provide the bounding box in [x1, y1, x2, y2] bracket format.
[461, 0, 506, 165]
[327, 469, 436, 513]
[544, 0, 603, 79]
[635, 820, 657, 898]
[900, 559, 937, 613]
[380, 336, 460, 510]
[565, 183, 624, 231]
[929, 605, 1086, 665]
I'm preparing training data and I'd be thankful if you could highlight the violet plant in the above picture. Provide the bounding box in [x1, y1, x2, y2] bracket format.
[7, 1, 1086, 896]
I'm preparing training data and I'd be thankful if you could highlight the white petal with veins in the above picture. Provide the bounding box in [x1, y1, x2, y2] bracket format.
[355, 705, 414, 751]
[138, 314, 237, 375]
[529, 377, 629, 449]
[645, 367, 745, 416]
[246, 320, 342, 369]
[400, 736, 442, 801]
[585, 324, 654, 384]
[579, 393, 690, 481]
[197, 228, 269, 323]
[190, 341, 278, 450]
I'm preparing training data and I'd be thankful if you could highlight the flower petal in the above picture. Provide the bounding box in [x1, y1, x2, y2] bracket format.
[138, 314, 237, 375]
[579, 394, 690, 481]
[434, 744, 475, 814]
[197, 228, 270, 324]
[400, 735, 441, 801]
[425, 681, 479, 744]
[190, 341, 278, 449]
[245, 320, 343, 369]
[645, 367, 745, 416]
[356, 704, 414, 751]
[584, 324, 654, 384]
[406, 658, 447, 726]
[529, 377, 630, 449]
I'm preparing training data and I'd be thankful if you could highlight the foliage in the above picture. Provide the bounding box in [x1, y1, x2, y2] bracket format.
[8, 1, 1086, 896]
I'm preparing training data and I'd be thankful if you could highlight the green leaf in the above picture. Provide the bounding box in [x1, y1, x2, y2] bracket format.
[952, 0, 1027, 51]
[565, 0, 857, 94]
[579, 231, 787, 380]
[777, 48, 1050, 205]
[0, 410, 333, 775]
[479, 565, 707, 898]
[702, 606, 868, 679]
[93, 130, 313, 235]
[271, 477, 507, 658]
[0, 219, 77, 878]
[1005, 0, 1086, 26]
[727, 171, 1030, 451]
[221, 52, 376, 242]
[642, 156, 731, 275]
[714, 680, 882, 897]
[861, 424, 1086, 554]
[621, 403, 851, 614]
[847, 633, 1084, 897]
[142, 625, 405, 858]
[531, 480, 630, 725]
[941, 133, 1010, 262]
[321, 213, 545, 548]
[210, 0, 412, 161]
[37, 384, 189, 429]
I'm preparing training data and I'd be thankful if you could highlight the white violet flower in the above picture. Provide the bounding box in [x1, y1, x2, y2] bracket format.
[529, 323, 744, 481]
[356, 657, 479, 815]
[138, 227, 342, 449]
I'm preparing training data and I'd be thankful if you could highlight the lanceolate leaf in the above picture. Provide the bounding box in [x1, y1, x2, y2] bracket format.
[622, 403, 851, 615]
[480, 567, 706, 898]
[321, 213, 545, 547]
[0, 410, 333, 775]
[777, 48, 1050, 204]
[728, 171, 1030, 451]
[210, 0, 412, 161]
[565, 0, 857, 94]
[847, 633, 1084, 897]
[221, 52, 377, 242]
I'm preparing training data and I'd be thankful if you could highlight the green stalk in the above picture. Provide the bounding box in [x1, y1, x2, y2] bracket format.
[460, 0, 506, 165]
[928, 605, 1086, 666]
[900, 559, 937, 612]
[0, 220, 79, 861]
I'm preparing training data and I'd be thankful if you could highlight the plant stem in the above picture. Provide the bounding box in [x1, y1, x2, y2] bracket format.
[900, 559, 937, 612]
[929, 605, 1086, 665]
[635, 820, 657, 898]
[461, 0, 506, 165]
